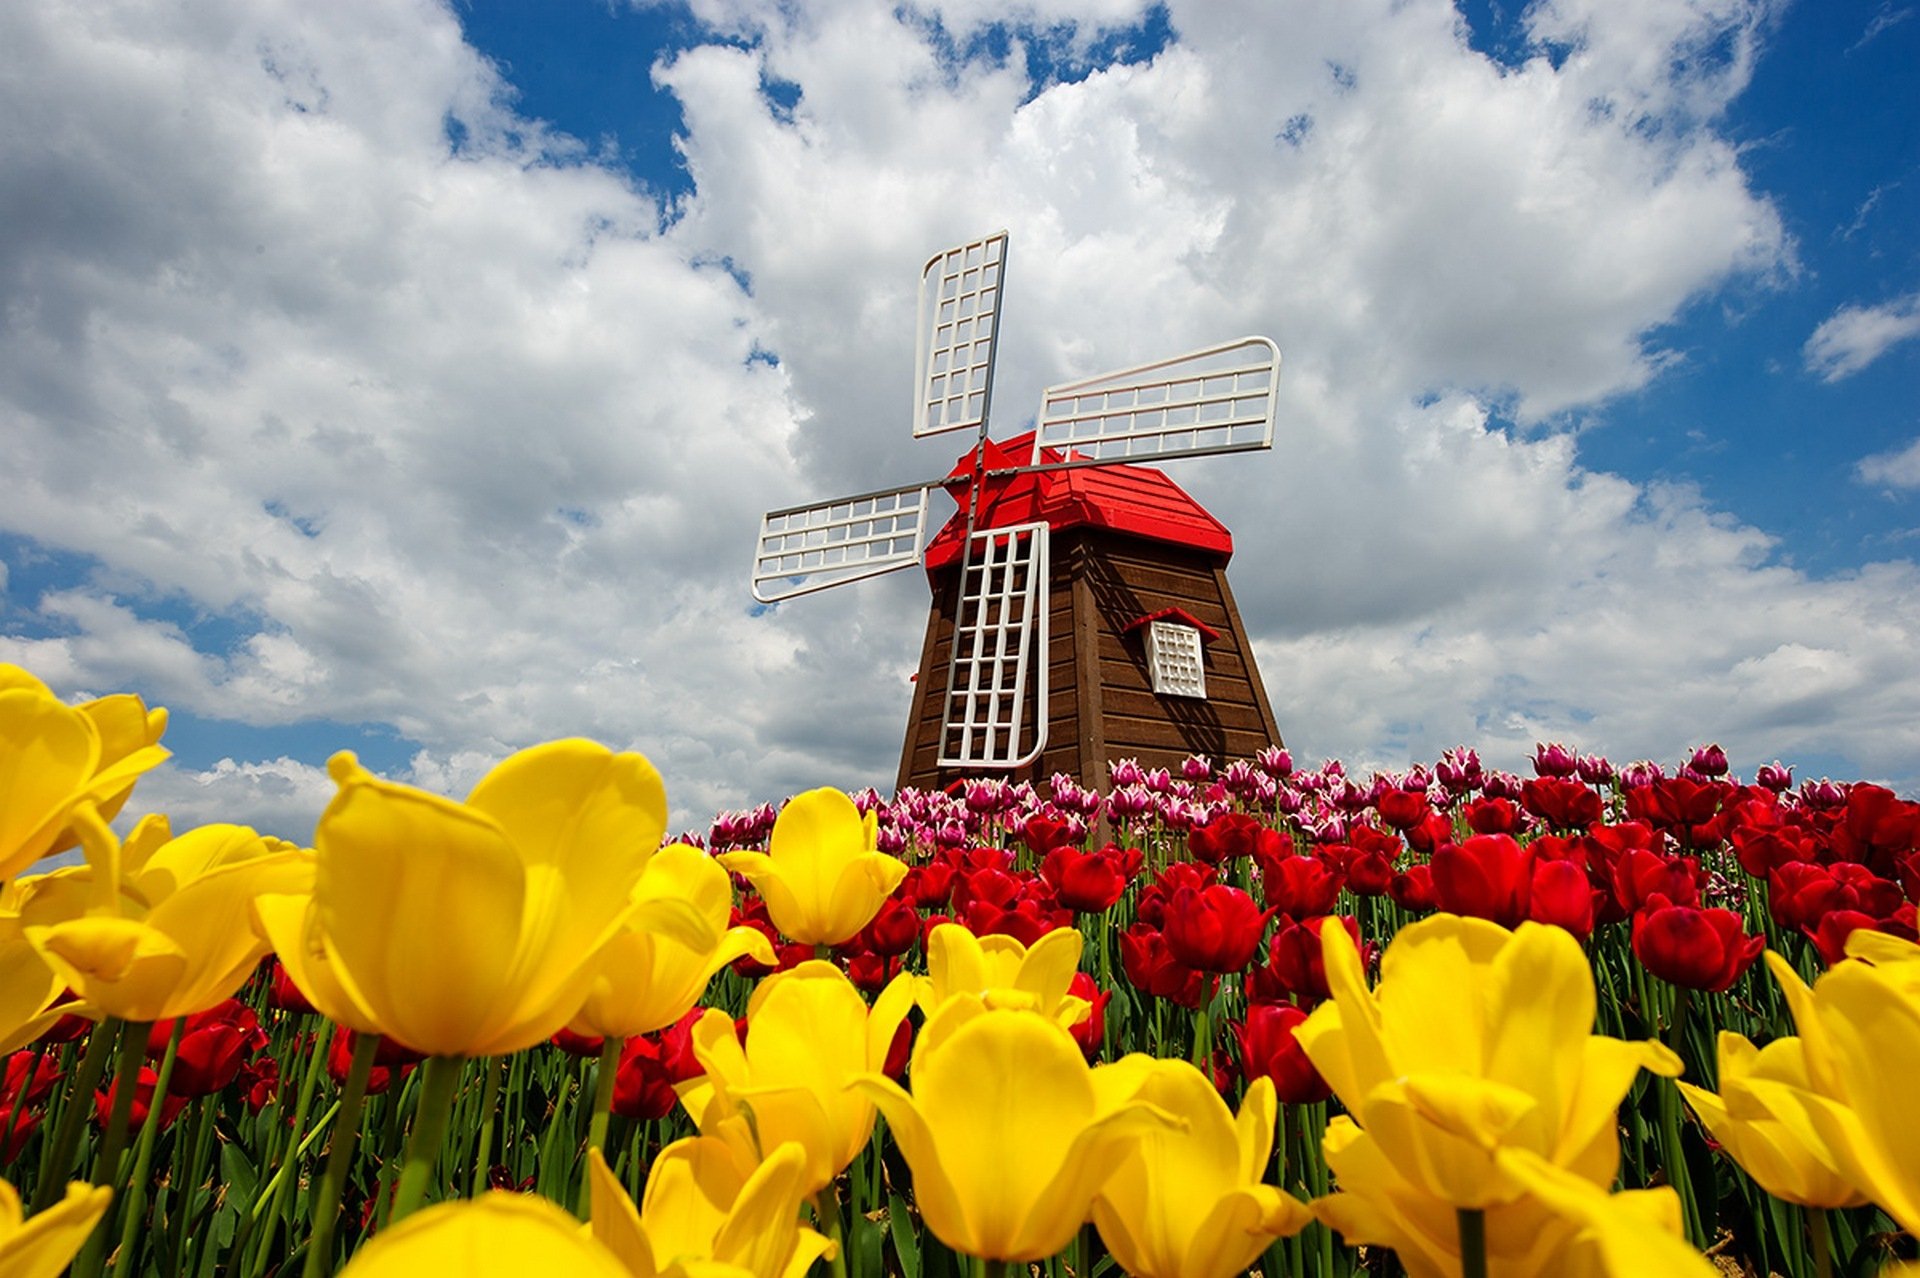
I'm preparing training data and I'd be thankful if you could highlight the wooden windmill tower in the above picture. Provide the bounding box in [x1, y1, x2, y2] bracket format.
[750, 231, 1286, 793]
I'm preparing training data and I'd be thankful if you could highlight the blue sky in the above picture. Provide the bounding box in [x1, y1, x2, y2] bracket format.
[2, 0, 1917, 838]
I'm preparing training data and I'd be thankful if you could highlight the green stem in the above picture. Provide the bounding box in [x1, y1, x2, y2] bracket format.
[1807, 1205, 1832, 1278]
[468, 1056, 504, 1198]
[815, 1186, 849, 1278]
[117, 1017, 185, 1271]
[388, 1054, 465, 1224]
[31, 1020, 116, 1212]
[578, 1036, 624, 1217]
[244, 1022, 333, 1278]
[1457, 1207, 1488, 1278]
[71, 1018, 149, 1278]
[1660, 985, 1704, 1247]
[303, 1032, 380, 1278]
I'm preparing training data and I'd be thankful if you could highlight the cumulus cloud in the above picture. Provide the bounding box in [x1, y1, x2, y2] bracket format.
[1804, 291, 1920, 381]
[1856, 436, 1920, 490]
[6, 0, 1915, 841]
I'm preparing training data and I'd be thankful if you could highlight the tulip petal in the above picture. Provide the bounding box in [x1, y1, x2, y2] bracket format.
[588, 1148, 659, 1278]
[0, 688, 98, 878]
[316, 756, 527, 1055]
[335, 1192, 630, 1278]
[0, 1180, 114, 1278]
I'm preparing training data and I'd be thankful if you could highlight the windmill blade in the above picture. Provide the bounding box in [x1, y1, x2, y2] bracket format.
[1029, 336, 1281, 465]
[751, 483, 933, 603]
[938, 521, 1050, 769]
[912, 231, 1009, 438]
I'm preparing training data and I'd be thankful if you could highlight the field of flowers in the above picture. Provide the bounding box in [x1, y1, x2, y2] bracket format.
[4, 658, 1920, 1278]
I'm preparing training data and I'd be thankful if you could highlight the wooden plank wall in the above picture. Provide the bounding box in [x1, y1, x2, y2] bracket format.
[896, 529, 1284, 794]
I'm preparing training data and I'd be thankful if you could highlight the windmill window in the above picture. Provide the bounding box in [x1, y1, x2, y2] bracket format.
[1146, 620, 1206, 699]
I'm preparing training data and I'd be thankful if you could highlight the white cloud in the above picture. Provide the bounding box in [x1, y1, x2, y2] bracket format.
[1856, 436, 1920, 490]
[8, 0, 1917, 842]
[1804, 292, 1920, 381]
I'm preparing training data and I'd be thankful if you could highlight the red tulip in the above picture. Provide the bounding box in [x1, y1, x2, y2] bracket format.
[1375, 788, 1431, 831]
[1252, 915, 1366, 1005]
[0, 1105, 41, 1163]
[1521, 777, 1605, 831]
[901, 861, 956, 908]
[1118, 924, 1205, 1007]
[1039, 846, 1128, 913]
[1430, 834, 1533, 928]
[1020, 814, 1076, 857]
[1528, 858, 1598, 941]
[611, 1035, 680, 1121]
[1256, 849, 1342, 918]
[1631, 897, 1763, 992]
[1067, 972, 1111, 1062]
[266, 959, 318, 1015]
[1388, 863, 1436, 913]
[964, 895, 1070, 946]
[1135, 862, 1215, 929]
[1238, 1002, 1331, 1104]
[97, 1068, 187, 1131]
[162, 1012, 262, 1098]
[4, 1050, 62, 1108]
[1164, 884, 1273, 973]
[1611, 848, 1700, 914]
[1189, 812, 1265, 865]
[854, 896, 923, 957]
[1463, 797, 1523, 836]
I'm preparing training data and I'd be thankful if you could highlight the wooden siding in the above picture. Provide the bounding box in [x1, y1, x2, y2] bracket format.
[898, 528, 1283, 793]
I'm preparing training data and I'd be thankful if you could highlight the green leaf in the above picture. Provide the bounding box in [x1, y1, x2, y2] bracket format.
[887, 1190, 919, 1278]
[221, 1141, 261, 1207]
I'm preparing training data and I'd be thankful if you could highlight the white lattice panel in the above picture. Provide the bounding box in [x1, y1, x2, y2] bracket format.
[938, 522, 1050, 768]
[751, 485, 931, 602]
[912, 231, 1008, 438]
[1146, 620, 1206, 699]
[1031, 337, 1280, 464]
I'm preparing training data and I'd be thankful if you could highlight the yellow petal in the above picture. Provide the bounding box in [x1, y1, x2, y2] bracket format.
[336, 1192, 630, 1278]
[0, 688, 99, 878]
[588, 1147, 658, 1278]
[0, 1181, 114, 1278]
[316, 754, 528, 1055]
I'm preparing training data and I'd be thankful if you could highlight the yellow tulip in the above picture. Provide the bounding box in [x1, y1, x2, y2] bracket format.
[1310, 1120, 1696, 1278]
[0, 665, 168, 879]
[849, 1000, 1174, 1263]
[1676, 1031, 1866, 1209]
[256, 742, 708, 1057]
[1741, 935, 1920, 1237]
[335, 1191, 630, 1278]
[678, 961, 914, 1195]
[916, 922, 1090, 1029]
[18, 809, 308, 1023]
[1090, 1063, 1310, 1278]
[570, 844, 775, 1039]
[715, 789, 906, 946]
[0, 885, 72, 1053]
[587, 1142, 831, 1278]
[0, 1179, 113, 1278]
[1295, 913, 1680, 1211]
[1497, 1149, 1717, 1277]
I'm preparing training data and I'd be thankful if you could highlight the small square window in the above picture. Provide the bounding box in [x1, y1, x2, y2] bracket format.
[1147, 620, 1206, 699]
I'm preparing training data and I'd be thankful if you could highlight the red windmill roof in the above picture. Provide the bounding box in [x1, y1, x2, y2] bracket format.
[922, 431, 1233, 574]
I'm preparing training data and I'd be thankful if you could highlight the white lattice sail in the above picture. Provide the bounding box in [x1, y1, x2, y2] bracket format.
[1030, 336, 1280, 464]
[912, 231, 1008, 438]
[751, 484, 932, 603]
[938, 522, 1050, 768]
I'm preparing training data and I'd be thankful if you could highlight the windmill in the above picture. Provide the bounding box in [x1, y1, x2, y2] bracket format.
[751, 230, 1285, 790]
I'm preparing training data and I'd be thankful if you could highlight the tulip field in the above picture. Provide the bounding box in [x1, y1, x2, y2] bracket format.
[5, 662, 1920, 1278]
